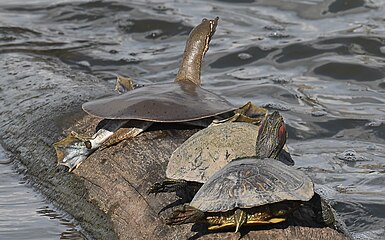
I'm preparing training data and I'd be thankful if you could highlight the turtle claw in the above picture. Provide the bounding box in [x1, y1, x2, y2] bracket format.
[53, 119, 131, 171]
[115, 75, 134, 94]
[149, 179, 202, 201]
[209, 113, 242, 126]
[166, 204, 205, 225]
[235, 101, 267, 123]
[148, 179, 189, 194]
[53, 132, 95, 171]
[53, 127, 118, 171]
[210, 102, 267, 126]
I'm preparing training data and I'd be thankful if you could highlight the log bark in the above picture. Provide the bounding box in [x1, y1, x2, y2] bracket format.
[0, 54, 349, 240]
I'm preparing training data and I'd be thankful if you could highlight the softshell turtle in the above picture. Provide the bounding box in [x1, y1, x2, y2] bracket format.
[82, 80, 236, 122]
[54, 17, 266, 171]
[149, 111, 293, 196]
[166, 158, 337, 232]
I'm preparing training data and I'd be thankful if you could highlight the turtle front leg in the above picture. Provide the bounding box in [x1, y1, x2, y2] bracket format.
[234, 101, 268, 124]
[149, 179, 202, 201]
[54, 119, 131, 171]
[114, 75, 134, 93]
[149, 179, 190, 194]
[165, 204, 205, 225]
[209, 102, 268, 127]
[54, 131, 96, 171]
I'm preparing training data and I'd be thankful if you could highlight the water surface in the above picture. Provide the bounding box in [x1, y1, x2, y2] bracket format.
[0, 146, 85, 240]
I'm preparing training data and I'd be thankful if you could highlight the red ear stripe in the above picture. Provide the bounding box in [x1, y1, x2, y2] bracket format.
[279, 124, 285, 138]
[258, 123, 264, 136]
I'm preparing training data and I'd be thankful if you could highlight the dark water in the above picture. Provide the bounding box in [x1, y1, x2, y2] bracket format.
[0, 146, 85, 239]
[0, 0, 384, 239]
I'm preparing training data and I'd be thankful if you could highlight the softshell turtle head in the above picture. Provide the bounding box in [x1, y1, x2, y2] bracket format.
[176, 17, 218, 85]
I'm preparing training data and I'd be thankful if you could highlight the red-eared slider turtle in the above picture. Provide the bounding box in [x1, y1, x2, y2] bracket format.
[149, 111, 293, 197]
[166, 158, 337, 232]
[54, 17, 266, 171]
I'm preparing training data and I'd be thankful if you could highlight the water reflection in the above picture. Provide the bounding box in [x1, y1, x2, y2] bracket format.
[0, 146, 85, 240]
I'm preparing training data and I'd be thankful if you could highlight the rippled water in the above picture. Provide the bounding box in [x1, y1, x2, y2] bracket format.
[0, 0, 384, 239]
[0, 146, 85, 240]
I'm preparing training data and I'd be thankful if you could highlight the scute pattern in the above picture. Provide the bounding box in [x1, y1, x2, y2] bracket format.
[190, 158, 314, 212]
[166, 122, 260, 183]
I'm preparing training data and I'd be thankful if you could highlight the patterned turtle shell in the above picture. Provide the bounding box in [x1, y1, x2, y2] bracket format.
[190, 157, 314, 212]
[166, 122, 260, 182]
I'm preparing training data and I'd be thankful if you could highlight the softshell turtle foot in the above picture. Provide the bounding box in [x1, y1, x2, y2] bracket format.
[234, 101, 268, 124]
[209, 102, 267, 127]
[114, 75, 134, 94]
[53, 131, 95, 171]
[53, 119, 129, 171]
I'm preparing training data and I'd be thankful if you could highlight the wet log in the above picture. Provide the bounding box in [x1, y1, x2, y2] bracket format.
[0, 54, 349, 240]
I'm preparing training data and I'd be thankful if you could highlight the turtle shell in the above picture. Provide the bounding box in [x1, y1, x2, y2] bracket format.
[82, 81, 236, 122]
[190, 158, 314, 212]
[166, 122, 260, 183]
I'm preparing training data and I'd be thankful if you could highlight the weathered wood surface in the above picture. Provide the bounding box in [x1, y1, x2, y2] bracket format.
[0, 54, 349, 239]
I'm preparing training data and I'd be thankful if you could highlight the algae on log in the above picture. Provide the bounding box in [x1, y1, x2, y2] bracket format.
[0, 54, 349, 240]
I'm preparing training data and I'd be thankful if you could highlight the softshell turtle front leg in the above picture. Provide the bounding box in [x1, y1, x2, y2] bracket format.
[54, 119, 151, 171]
[114, 75, 135, 93]
[53, 76, 153, 171]
[98, 120, 153, 150]
[209, 101, 267, 127]
[232, 101, 268, 124]
[54, 119, 127, 171]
